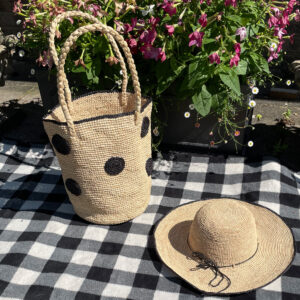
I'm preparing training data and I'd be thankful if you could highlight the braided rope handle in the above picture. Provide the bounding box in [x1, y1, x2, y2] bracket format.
[57, 22, 142, 136]
[48, 11, 128, 112]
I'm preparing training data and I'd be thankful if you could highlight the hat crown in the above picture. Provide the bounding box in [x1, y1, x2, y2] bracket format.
[188, 200, 257, 266]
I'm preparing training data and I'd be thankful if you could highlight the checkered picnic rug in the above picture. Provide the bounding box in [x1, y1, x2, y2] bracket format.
[0, 138, 299, 300]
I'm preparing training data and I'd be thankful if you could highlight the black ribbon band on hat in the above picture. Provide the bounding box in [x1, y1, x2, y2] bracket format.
[187, 242, 259, 293]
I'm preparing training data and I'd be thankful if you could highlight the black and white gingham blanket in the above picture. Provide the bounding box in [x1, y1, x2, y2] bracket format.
[0, 139, 299, 300]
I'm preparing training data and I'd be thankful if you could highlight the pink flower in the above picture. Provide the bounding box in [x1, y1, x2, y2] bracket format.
[131, 18, 138, 29]
[234, 43, 241, 54]
[268, 16, 278, 28]
[127, 38, 138, 54]
[149, 16, 160, 27]
[236, 27, 247, 41]
[188, 31, 204, 47]
[290, 33, 295, 44]
[124, 23, 133, 34]
[161, 0, 177, 17]
[225, 0, 237, 8]
[37, 50, 54, 69]
[165, 25, 175, 36]
[267, 49, 278, 62]
[274, 27, 287, 39]
[277, 41, 284, 53]
[88, 4, 101, 17]
[29, 12, 37, 26]
[295, 9, 300, 22]
[13, 0, 22, 13]
[209, 52, 220, 64]
[72, 0, 87, 10]
[139, 28, 157, 45]
[198, 13, 207, 28]
[278, 10, 290, 28]
[140, 44, 166, 62]
[230, 54, 240, 68]
[114, 21, 124, 32]
[271, 7, 280, 17]
[287, 0, 297, 14]
[234, 130, 240, 137]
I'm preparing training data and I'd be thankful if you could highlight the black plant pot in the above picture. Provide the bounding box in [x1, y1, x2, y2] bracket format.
[36, 68, 59, 114]
[161, 90, 253, 155]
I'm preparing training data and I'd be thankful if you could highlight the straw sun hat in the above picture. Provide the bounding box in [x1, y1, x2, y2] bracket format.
[154, 198, 295, 295]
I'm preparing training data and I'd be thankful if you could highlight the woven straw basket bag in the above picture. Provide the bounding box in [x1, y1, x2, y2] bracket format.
[43, 12, 152, 225]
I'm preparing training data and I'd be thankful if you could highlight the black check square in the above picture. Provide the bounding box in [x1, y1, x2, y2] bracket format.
[56, 236, 82, 250]
[1, 253, 26, 267]
[18, 232, 40, 242]
[99, 242, 123, 255]
[24, 285, 53, 300]
[42, 260, 68, 273]
[86, 266, 113, 282]
[133, 273, 159, 290]
[163, 187, 184, 198]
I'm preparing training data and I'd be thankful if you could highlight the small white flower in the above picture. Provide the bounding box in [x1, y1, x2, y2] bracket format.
[251, 87, 259, 95]
[189, 104, 195, 110]
[16, 19, 22, 25]
[16, 32, 21, 39]
[30, 68, 35, 75]
[184, 112, 190, 118]
[141, 4, 155, 16]
[120, 70, 123, 75]
[286, 80, 291, 86]
[248, 100, 256, 108]
[270, 42, 277, 50]
[18, 50, 25, 58]
[248, 141, 254, 147]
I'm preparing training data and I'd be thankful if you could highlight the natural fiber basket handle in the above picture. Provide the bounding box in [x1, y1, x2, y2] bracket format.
[48, 11, 128, 111]
[57, 22, 142, 137]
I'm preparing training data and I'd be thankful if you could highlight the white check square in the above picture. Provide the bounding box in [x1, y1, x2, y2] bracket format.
[262, 161, 281, 173]
[224, 163, 244, 175]
[101, 283, 131, 298]
[184, 181, 205, 192]
[10, 267, 40, 285]
[221, 183, 242, 196]
[0, 241, 15, 254]
[262, 277, 281, 292]
[188, 162, 208, 173]
[82, 226, 108, 242]
[70, 250, 97, 266]
[114, 255, 141, 273]
[133, 212, 156, 225]
[28, 242, 56, 260]
[44, 221, 68, 236]
[260, 179, 281, 194]
[5, 219, 31, 232]
[258, 201, 280, 214]
[54, 274, 84, 291]
[124, 233, 148, 248]
[153, 290, 179, 300]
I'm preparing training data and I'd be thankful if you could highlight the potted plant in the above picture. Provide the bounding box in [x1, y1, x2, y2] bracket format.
[0, 27, 18, 86]
[14, 0, 299, 152]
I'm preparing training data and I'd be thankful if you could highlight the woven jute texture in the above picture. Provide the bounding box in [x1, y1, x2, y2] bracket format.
[43, 12, 152, 225]
[155, 198, 295, 295]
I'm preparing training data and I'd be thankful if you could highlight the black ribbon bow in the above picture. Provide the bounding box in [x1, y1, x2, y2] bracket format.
[188, 252, 231, 293]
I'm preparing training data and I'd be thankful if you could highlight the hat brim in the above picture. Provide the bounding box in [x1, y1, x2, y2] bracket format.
[154, 198, 295, 295]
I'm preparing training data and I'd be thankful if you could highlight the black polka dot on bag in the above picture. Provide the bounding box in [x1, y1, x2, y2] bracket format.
[105, 157, 125, 176]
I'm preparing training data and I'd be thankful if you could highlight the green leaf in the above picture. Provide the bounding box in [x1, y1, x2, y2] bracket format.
[220, 70, 241, 95]
[192, 85, 212, 117]
[156, 58, 185, 95]
[236, 60, 248, 75]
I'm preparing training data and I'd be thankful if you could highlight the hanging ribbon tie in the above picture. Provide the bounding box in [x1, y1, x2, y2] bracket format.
[188, 252, 231, 293]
